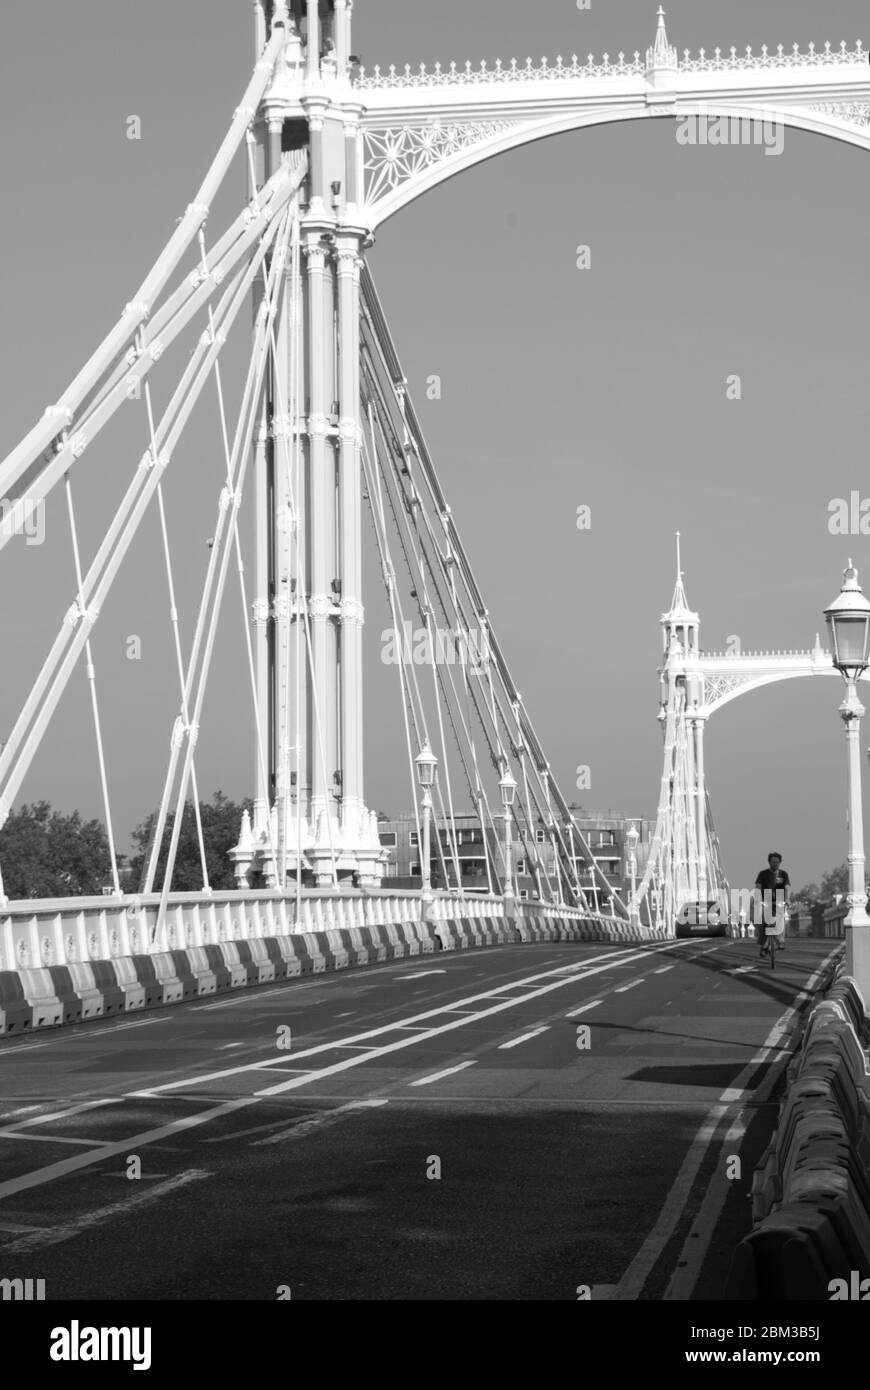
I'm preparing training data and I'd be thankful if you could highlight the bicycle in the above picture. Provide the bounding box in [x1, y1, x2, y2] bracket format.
[764, 904, 787, 969]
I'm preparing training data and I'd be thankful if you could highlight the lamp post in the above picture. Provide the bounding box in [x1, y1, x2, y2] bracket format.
[415, 743, 437, 922]
[626, 821, 640, 924]
[499, 768, 517, 910]
[824, 560, 870, 995]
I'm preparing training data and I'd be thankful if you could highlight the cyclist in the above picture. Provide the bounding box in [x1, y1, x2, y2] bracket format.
[754, 852, 790, 957]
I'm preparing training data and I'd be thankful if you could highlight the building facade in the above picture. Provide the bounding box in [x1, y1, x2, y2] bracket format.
[377, 807, 654, 906]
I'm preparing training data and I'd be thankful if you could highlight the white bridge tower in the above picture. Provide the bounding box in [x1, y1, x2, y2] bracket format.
[233, 0, 386, 887]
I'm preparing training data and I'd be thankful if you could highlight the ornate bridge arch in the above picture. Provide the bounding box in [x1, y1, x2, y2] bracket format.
[341, 11, 870, 229]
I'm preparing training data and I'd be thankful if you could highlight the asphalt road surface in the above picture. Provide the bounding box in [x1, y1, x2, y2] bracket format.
[0, 936, 838, 1301]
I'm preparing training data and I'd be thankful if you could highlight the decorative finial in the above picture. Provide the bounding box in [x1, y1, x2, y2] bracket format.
[676, 529, 681, 581]
[648, 5, 677, 71]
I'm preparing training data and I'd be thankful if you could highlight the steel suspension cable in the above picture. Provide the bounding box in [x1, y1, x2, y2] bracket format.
[63, 475, 122, 896]
[152, 209, 294, 938]
[143, 373, 211, 892]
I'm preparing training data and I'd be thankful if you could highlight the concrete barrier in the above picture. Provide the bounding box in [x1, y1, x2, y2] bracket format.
[0, 913, 662, 1036]
[0, 971, 33, 1034]
[726, 963, 870, 1299]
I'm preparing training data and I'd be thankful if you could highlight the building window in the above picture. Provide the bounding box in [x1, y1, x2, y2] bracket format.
[535, 829, 546, 844]
[410, 831, 419, 848]
[519, 889, 529, 901]
[411, 861, 421, 875]
[516, 858, 526, 876]
[379, 831, 397, 848]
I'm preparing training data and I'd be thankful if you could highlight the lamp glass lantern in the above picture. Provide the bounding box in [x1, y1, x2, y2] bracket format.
[499, 769, 517, 809]
[824, 560, 870, 679]
[415, 744, 437, 789]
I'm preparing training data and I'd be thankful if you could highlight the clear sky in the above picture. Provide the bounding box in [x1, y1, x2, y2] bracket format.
[1, 0, 869, 894]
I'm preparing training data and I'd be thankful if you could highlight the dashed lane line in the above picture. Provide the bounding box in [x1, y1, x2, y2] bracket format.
[615, 980, 645, 994]
[135, 942, 687, 1097]
[410, 1061, 477, 1087]
[566, 1000, 603, 1018]
[0, 942, 687, 1200]
[255, 946, 685, 1099]
[498, 1026, 550, 1050]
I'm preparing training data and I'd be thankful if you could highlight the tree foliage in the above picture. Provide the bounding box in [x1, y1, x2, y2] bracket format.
[0, 801, 111, 899]
[128, 791, 250, 893]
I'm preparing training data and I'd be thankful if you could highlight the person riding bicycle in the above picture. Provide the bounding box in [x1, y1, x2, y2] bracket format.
[754, 852, 790, 957]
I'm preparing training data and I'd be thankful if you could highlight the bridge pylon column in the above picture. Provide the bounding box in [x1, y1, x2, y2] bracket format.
[693, 712, 708, 904]
[234, 1, 387, 890]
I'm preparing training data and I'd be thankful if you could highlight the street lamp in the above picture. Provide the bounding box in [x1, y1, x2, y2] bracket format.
[415, 743, 437, 921]
[626, 821, 640, 924]
[499, 768, 517, 909]
[824, 560, 870, 993]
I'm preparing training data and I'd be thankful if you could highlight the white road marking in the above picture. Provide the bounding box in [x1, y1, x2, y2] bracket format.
[0, 1098, 122, 1134]
[410, 1061, 477, 1087]
[0, 1133, 110, 1148]
[498, 1026, 550, 1050]
[256, 949, 680, 1099]
[0, 1019, 172, 1056]
[566, 1000, 603, 1018]
[190, 986, 291, 1011]
[653, 966, 674, 975]
[0, 943, 687, 1199]
[218, 1043, 244, 1050]
[395, 971, 447, 980]
[663, 954, 841, 1301]
[3, 1169, 211, 1254]
[611, 947, 841, 1301]
[718, 1088, 746, 1103]
[251, 1099, 388, 1145]
[144, 943, 683, 1097]
[84, 1018, 173, 1036]
[615, 980, 644, 993]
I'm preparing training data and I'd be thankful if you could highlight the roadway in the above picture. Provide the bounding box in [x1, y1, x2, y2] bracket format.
[0, 936, 838, 1301]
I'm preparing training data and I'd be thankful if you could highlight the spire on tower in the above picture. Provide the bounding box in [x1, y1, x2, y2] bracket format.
[647, 6, 678, 73]
[668, 530, 694, 620]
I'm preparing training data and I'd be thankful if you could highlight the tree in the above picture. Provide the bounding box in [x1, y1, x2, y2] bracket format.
[0, 802, 111, 899]
[790, 881, 820, 911]
[819, 863, 850, 902]
[128, 791, 251, 893]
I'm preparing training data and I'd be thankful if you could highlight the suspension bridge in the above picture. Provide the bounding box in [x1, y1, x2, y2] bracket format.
[2, 2, 869, 972]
